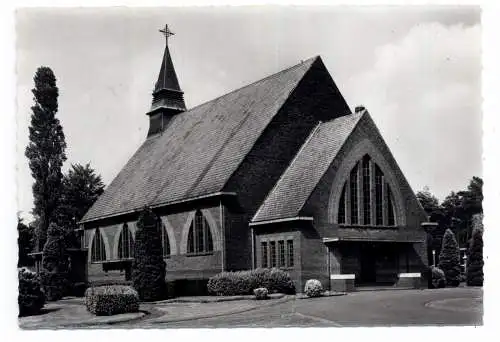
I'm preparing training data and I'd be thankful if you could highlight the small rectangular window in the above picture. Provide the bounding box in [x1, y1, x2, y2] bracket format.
[261, 242, 268, 268]
[270, 241, 276, 267]
[287, 240, 294, 267]
[278, 240, 285, 267]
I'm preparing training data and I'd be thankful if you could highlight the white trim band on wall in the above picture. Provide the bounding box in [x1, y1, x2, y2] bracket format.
[398, 273, 421, 278]
[330, 274, 356, 280]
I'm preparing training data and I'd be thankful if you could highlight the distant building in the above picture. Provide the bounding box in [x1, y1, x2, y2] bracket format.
[79, 26, 428, 294]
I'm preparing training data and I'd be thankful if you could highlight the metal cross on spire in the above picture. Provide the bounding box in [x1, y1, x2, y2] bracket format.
[159, 24, 175, 43]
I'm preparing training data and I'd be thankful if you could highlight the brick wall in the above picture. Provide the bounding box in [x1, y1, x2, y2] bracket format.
[86, 205, 223, 284]
[254, 225, 303, 291]
[299, 112, 428, 275]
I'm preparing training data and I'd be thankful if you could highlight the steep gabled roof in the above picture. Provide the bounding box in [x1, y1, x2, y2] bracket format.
[82, 57, 320, 223]
[252, 111, 365, 223]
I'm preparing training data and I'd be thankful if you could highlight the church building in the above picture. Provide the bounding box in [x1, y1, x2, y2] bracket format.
[79, 25, 429, 294]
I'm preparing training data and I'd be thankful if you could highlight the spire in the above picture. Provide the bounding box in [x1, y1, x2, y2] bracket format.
[154, 24, 182, 93]
[147, 24, 186, 137]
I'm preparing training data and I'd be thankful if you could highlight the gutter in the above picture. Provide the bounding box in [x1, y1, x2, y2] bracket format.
[249, 216, 313, 226]
[78, 191, 237, 225]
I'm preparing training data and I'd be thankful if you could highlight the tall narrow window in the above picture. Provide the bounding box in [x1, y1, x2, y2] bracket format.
[338, 185, 346, 224]
[375, 165, 384, 225]
[270, 241, 276, 267]
[337, 155, 399, 228]
[161, 223, 171, 257]
[387, 186, 396, 226]
[187, 210, 214, 254]
[362, 155, 371, 225]
[261, 242, 268, 268]
[287, 240, 294, 267]
[118, 224, 134, 259]
[350, 163, 359, 224]
[91, 228, 106, 262]
[278, 240, 285, 267]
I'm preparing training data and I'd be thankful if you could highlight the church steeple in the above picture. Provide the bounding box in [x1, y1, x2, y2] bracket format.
[146, 24, 186, 137]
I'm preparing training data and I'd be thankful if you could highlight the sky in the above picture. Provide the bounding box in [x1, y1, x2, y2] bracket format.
[15, 6, 481, 222]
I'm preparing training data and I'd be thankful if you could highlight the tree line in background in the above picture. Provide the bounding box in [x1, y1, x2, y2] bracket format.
[417, 177, 483, 287]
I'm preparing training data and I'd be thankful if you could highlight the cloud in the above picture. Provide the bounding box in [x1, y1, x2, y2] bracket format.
[342, 22, 481, 200]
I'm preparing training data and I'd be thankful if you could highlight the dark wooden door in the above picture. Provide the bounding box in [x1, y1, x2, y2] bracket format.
[359, 243, 377, 284]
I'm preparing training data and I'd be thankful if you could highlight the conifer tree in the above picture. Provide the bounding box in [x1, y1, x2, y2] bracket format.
[25, 67, 67, 251]
[466, 228, 483, 287]
[132, 207, 166, 301]
[57, 163, 105, 248]
[40, 222, 69, 301]
[438, 228, 461, 287]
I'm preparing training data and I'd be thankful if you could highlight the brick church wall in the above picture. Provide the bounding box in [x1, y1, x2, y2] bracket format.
[85, 205, 223, 286]
[223, 59, 351, 274]
[297, 113, 428, 283]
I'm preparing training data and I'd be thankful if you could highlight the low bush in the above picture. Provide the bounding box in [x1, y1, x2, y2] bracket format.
[304, 279, 323, 297]
[18, 268, 45, 317]
[253, 287, 269, 300]
[85, 285, 139, 316]
[431, 266, 446, 289]
[207, 268, 295, 296]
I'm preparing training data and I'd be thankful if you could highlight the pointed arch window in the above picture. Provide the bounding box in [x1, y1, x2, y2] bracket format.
[91, 228, 106, 262]
[161, 222, 171, 257]
[337, 154, 397, 227]
[187, 210, 214, 255]
[118, 223, 134, 259]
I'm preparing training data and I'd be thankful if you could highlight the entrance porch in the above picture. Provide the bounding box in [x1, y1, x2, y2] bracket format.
[327, 239, 424, 291]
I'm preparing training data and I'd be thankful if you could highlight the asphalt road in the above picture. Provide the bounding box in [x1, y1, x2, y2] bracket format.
[132, 287, 483, 328]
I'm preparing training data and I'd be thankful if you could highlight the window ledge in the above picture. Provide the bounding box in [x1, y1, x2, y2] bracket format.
[186, 251, 215, 257]
[339, 224, 398, 230]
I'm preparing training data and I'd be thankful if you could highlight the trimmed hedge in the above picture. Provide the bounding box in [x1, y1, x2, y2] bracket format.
[18, 268, 45, 317]
[85, 285, 139, 316]
[431, 266, 446, 289]
[41, 223, 69, 301]
[253, 287, 269, 300]
[304, 279, 323, 297]
[207, 268, 295, 296]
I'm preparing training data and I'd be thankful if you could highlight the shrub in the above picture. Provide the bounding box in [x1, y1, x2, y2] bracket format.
[466, 228, 484, 287]
[431, 266, 446, 288]
[132, 207, 167, 301]
[207, 268, 295, 296]
[40, 222, 69, 301]
[253, 287, 269, 300]
[18, 268, 45, 316]
[85, 285, 139, 316]
[304, 279, 323, 297]
[438, 229, 461, 287]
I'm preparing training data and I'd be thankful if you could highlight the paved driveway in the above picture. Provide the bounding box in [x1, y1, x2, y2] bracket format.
[134, 287, 482, 328]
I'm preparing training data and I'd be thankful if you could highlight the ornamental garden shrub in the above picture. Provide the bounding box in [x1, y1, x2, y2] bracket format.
[40, 222, 69, 301]
[253, 287, 269, 300]
[132, 207, 167, 301]
[207, 268, 295, 296]
[18, 267, 45, 317]
[438, 229, 461, 287]
[430, 266, 446, 288]
[85, 285, 139, 316]
[466, 228, 484, 287]
[304, 279, 323, 297]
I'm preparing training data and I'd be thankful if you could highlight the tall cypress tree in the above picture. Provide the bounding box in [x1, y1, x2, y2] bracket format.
[25, 67, 67, 251]
[466, 227, 483, 287]
[438, 229, 461, 287]
[132, 207, 166, 301]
